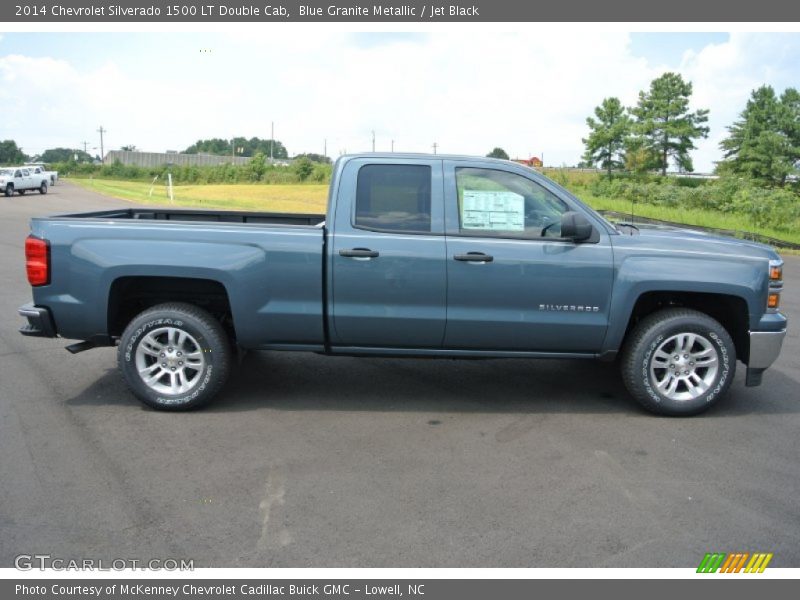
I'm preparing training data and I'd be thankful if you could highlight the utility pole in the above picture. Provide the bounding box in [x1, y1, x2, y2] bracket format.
[80, 141, 89, 153]
[97, 126, 106, 163]
[391, 139, 394, 152]
[371, 130, 375, 152]
[432, 142, 438, 155]
[270, 121, 274, 162]
[323, 138, 327, 159]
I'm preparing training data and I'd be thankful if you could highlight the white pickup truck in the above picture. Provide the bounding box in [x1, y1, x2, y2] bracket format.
[25, 162, 58, 185]
[0, 167, 49, 196]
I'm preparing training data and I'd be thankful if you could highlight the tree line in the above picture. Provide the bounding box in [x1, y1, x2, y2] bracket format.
[582, 72, 800, 185]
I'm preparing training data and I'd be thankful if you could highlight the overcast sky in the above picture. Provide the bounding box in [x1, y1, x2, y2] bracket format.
[1, 31, 799, 171]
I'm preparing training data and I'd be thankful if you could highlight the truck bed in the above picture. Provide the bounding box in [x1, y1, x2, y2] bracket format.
[58, 207, 326, 227]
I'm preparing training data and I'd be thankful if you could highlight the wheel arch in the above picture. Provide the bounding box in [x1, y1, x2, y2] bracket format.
[107, 276, 235, 342]
[618, 291, 750, 363]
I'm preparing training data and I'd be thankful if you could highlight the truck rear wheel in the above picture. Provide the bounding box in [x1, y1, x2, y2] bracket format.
[39, 182, 48, 194]
[118, 302, 232, 410]
[620, 308, 736, 416]
[18, 189, 26, 196]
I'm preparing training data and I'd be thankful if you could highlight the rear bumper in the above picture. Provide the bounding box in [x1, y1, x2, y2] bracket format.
[745, 328, 786, 386]
[18, 303, 57, 338]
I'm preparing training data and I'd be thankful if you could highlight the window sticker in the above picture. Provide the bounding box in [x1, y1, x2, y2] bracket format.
[461, 190, 525, 231]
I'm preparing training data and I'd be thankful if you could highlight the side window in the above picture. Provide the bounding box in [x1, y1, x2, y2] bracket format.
[21, 169, 30, 176]
[14, 170, 22, 177]
[456, 168, 568, 238]
[355, 164, 432, 233]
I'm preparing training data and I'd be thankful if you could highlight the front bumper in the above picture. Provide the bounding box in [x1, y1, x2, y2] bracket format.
[18, 303, 57, 338]
[745, 329, 786, 386]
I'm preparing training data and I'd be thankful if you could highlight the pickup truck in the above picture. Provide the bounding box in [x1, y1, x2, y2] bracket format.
[1, 167, 49, 196]
[25, 162, 58, 185]
[18, 154, 787, 415]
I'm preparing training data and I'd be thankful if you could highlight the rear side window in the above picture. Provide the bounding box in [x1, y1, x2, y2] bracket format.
[355, 164, 432, 233]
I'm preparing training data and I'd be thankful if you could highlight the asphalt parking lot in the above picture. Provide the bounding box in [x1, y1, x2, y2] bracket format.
[1, 182, 798, 568]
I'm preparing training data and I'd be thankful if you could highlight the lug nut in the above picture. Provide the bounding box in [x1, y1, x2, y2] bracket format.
[179, 361, 183, 366]
[177, 351, 182, 357]
[171, 367, 176, 371]
[684, 370, 689, 375]
[160, 352, 165, 358]
[684, 354, 689, 359]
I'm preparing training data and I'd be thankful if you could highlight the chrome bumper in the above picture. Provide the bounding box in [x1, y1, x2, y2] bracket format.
[746, 329, 786, 386]
[749, 329, 786, 369]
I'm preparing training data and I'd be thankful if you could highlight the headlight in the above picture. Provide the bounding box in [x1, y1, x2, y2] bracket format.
[767, 259, 783, 312]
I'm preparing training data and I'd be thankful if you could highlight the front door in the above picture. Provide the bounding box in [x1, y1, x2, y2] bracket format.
[443, 162, 614, 352]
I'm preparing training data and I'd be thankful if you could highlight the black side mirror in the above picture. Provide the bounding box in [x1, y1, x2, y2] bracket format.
[560, 211, 594, 242]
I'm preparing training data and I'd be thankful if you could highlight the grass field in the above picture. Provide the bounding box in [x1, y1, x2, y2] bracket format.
[70, 176, 800, 246]
[579, 193, 800, 245]
[71, 178, 328, 214]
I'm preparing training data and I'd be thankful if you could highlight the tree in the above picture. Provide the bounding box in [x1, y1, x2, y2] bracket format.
[581, 97, 631, 177]
[293, 153, 331, 164]
[719, 86, 800, 186]
[630, 72, 709, 175]
[486, 147, 509, 159]
[0, 140, 28, 164]
[40, 147, 93, 163]
[120, 144, 138, 152]
[183, 137, 289, 159]
[293, 157, 314, 181]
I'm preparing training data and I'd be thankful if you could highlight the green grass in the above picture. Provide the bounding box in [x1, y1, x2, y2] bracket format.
[580, 192, 800, 245]
[70, 177, 328, 214]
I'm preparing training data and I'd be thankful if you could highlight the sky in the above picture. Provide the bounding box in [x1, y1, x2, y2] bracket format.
[1, 31, 799, 172]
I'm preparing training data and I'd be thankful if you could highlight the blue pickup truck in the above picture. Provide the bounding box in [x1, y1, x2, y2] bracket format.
[19, 154, 787, 415]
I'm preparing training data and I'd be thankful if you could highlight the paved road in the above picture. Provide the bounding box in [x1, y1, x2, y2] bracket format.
[1, 182, 798, 568]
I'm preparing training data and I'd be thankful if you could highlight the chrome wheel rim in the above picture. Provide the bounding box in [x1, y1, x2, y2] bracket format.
[134, 327, 206, 395]
[649, 332, 719, 402]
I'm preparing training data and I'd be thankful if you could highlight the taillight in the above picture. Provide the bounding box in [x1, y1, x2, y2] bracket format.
[25, 236, 50, 286]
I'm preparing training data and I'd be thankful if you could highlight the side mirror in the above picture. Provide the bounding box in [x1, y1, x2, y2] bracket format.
[560, 211, 594, 242]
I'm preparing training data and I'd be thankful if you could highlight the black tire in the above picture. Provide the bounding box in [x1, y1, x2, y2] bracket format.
[4, 185, 12, 197]
[18, 189, 25, 196]
[39, 182, 48, 194]
[118, 302, 232, 410]
[620, 308, 736, 416]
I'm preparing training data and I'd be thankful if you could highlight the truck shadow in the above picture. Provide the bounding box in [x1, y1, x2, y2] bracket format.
[68, 350, 799, 417]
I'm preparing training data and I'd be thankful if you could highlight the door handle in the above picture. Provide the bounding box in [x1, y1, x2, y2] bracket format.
[339, 248, 379, 258]
[454, 252, 493, 263]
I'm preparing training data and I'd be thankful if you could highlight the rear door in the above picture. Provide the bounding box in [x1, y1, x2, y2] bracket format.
[22, 169, 33, 189]
[329, 158, 447, 348]
[442, 160, 614, 352]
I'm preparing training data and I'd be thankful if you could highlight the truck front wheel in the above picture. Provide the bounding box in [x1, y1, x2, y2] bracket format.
[620, 308, 736, 416]
[118, 302, 232, 410]
[4, 184, 13, 197]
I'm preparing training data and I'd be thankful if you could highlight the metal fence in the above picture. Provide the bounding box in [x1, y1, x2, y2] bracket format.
[105, 150, 253, 168]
